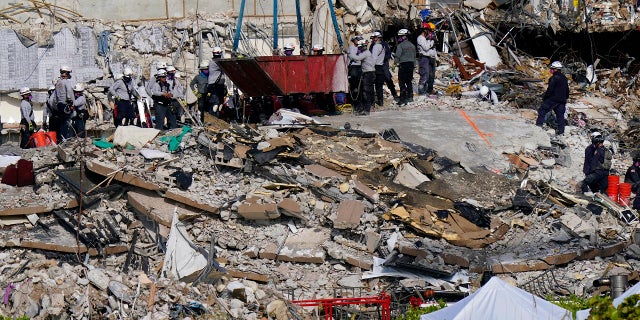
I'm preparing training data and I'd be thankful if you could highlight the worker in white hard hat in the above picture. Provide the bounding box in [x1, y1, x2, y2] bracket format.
[208, 46, 227, 117]
[71, 83, 88, 138]
[283, 43, 295, 56]
[19, 87, 36, 149]
[166, 65, 185, 122]
[395, 29, 416, 105]
[190, 60, 210, 123]
[369, 31, 386, 108]
[461, 85, 499, 105]
[43, 85, 57, 133]
[151, 69, 177, 130]
[536, 60, 569, 136]
[53, 65, 75, 140]
[109, 67, 141, 127]
[311, 44, 325, 55]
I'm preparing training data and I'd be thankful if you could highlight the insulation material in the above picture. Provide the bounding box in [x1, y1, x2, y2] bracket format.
[464, 22, 502, 67]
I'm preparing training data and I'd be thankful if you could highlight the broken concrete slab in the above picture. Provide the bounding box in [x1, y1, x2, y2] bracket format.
[393, 162, 430, 189]
[165, 189, 219, 214]
[324, 240, 373, 270]
[277, 198, 306, 220]
[353, 178, 379, 203]
[127, 189, 201, 227]
[305, 164, 346, 181]
[86, 160, 161, 191]
[277, 228, 329, 264]
[333, 200, 365, 229]
[237, 202, 280, 220]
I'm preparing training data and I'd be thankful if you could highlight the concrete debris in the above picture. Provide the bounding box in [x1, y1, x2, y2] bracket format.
[3, 0, 640, 318]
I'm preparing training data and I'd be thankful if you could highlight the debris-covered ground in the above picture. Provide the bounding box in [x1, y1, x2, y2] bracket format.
[2, 1, 640, 319]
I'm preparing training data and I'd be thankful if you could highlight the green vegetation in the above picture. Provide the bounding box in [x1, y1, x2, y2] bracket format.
[548, 294, 590, 318]
[587, 294, 640, 320]
[394, 300, 447, 320]
[0, 316, 30, 320]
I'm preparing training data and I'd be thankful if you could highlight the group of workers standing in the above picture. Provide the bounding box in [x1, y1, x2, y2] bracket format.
[19, 66, 87, 148]
[346, 23, 443, 115]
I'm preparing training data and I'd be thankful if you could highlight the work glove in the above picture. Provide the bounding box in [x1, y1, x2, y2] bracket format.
[28, 122, 35, 131]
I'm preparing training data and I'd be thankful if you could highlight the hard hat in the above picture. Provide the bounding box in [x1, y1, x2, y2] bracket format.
[397, 29, 409, 36]
[212, 46, 223, 54]
[19, 87, 31, 95]
[371, 31, 382, 38]
[357, 39, 367, 47]
[312, 44, 324, 51]
[48, 85, 55, 91]
[60, 65, 72, 73]
[156, 69, 167, 77]
[592, 135, 605, 144]
[284, 43, 295, 50]
[422, 22, 436, 30]
[157, 61, 167, 69]
[591, 131, 601, 138]
[166, 65, 176, 72]
[480, 86, 489, 96]
[550, 61, 563, 69]
[199, 61, 210, 69]
[73, 83, 84, 92]
[123, 67, 133, 76]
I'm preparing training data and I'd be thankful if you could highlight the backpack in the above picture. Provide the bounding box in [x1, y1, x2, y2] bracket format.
[603, 148, 613, 170]
[382, 41, 392, 62]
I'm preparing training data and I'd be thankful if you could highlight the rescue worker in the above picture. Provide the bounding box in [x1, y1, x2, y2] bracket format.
[582, 132, 611, 195]
[208, 46, 227, 116]
[395, 29, 416, 105]
[283, 43, 295, 56]
[461, 85, 499, 105]
[71, 83, 88, 138]
[536, 61, 569, 136]
[167, 65, 185, 122]
[43, 85, 58, 134]
[19, 87, 36, 149]
[350, 39, 374, 115]
[53, 65, 75, 140]
[378, 33, 399, 102]
[417, 22, 437, 95]
[625, 154, 640, 193]
[347, 35, 364, 109]
[190, 61, 210, 123]
[624, 153, 640, 209]
[109, 67, 140, 127]
[151, 69, 177, 130]
[311, 44, 324, 55]
[369, 31, 386, 108]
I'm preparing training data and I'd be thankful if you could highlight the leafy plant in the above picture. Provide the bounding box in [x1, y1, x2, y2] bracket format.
[0, 316, 29, 320]
[548, 294, 590, 319]
[395, 300, 447, 320]
[587, 293, 640, 320]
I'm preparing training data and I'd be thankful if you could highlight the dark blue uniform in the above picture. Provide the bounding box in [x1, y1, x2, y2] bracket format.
[536, 71, 569, 134]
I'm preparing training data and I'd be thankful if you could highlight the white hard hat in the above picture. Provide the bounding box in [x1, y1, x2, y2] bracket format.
[550, 61, 563, 69]
[73, 83, 84, 92]
[397, 29, 409, 36]
[123, 67, 133, 76]
[157, 61, 167, 69]
[60, 65, 72, 73]
[371, 31, 382, 38]
[591, 131, 601, 138]
[166, 65, 176, 72]
[213, 46, 223, 54]
[156, 69, 167, 77]
[480, 86, 489, 96]
[312, 44, 324, 51]
[284, 43, 295, 50]
[357, 39, 367, 47]
[199, 61, 210, 69]
[19, 87, 31, 95]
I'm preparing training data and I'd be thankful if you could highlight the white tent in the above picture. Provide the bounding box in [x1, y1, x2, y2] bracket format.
[420, 277, 572, 320]
[576, 281, 640, 320]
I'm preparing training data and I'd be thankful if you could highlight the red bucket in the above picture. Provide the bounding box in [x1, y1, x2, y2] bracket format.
[619, 183, 633, 206]
[607, 175, 620, 201]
